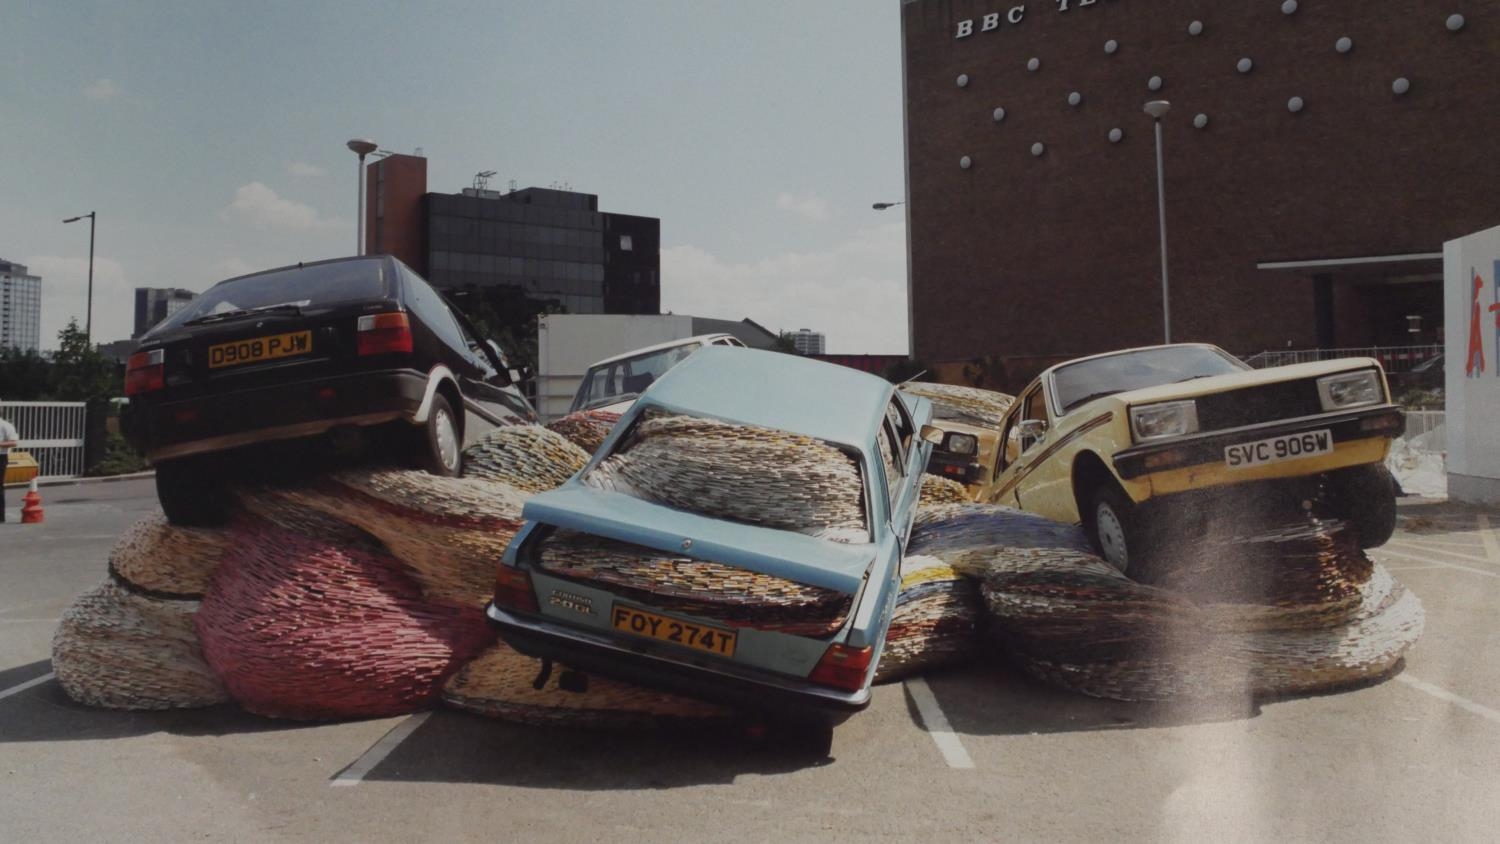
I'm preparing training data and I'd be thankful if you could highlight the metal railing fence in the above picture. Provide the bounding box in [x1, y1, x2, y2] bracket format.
[1244, 345, 1442, 373]
[1, 400, 87, 479]
[1401, 410, 1446, 454]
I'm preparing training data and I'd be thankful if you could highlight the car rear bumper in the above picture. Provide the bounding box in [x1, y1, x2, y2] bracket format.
[1112, 405, 1404, 496]
[485, 603, 869, 725]
[122, 369, 428, 463]
[927, 453, 984, 486]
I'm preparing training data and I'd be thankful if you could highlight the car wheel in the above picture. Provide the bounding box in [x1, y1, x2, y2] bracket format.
[746, 720, 834, 758]
[421, 393, 462, 477]
[1085, 483, 1139, 574]
[1328, 464, 1397, 549]
[789, 722, 835, 759]
[155, 457, 230, 526]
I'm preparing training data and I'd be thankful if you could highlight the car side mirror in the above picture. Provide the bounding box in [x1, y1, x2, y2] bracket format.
[1018, 418, 1048, 440]
[920, 424, 945, 445]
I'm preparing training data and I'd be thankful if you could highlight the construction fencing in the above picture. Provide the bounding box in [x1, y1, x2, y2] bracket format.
[1244, 345, 1442, 373]
[1401, 410, 1445, 454]
[2, 400, 88, 479]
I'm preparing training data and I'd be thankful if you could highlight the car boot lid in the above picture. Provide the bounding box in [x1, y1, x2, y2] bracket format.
[517, 482, 876, 595]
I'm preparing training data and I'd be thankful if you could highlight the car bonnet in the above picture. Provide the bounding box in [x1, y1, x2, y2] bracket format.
[1104, 356, 1386, 408]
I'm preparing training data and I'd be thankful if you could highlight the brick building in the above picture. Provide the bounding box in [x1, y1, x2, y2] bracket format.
[901, 0, 1498, 389]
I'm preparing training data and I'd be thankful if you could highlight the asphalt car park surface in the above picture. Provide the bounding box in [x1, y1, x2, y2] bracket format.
[3, 479, 1499, 842]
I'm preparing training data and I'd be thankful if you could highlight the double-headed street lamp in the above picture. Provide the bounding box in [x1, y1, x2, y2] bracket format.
[346, 138, 379, 255]
[62, 211, 97, 344]
[1144, 100, 1172, 344]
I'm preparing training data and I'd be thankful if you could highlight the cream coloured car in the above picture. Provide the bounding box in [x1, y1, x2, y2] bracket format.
[983, 344, 1404, 574]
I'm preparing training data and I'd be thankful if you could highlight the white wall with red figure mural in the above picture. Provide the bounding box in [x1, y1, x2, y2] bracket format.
[1444, 224, 1500, 504]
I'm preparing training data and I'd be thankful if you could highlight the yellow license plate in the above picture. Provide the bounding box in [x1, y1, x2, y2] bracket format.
[208, 330, 313, 369]
[611, 605, 737, 658]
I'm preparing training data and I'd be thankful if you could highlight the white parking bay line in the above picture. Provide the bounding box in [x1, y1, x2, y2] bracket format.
[0, 671, 55, 701]
[905, 677, 975, 769]
[1388, 540, 1499, 568]
[1479, 514, 1500, 562]
[1396, 674, 1500, 726]
[1373, 548, 1499, 578]
[330, 712, 431, 786]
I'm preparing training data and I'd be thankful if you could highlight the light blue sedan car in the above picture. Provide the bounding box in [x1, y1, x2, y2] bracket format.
[487, 347, 937, 744]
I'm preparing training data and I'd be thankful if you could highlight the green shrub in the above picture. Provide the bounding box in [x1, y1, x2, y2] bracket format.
[85, 431, 148, 477]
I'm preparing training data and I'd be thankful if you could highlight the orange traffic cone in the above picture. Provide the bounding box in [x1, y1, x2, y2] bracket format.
[20, 478, 43, 524]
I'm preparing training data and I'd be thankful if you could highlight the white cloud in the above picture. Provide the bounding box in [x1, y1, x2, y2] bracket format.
[775, 192, 831, 222]
[287, 161, 327, 178]
[83, 78, 119, 100]
[24, 255, 133, 348]
[660, 222, 909, 355]
[222, 182, 341, 230]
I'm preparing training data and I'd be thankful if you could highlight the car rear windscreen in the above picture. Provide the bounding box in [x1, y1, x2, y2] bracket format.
[157, 260, 391, 330]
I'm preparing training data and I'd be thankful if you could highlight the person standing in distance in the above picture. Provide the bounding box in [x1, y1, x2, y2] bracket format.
[0, 406, 19, 522]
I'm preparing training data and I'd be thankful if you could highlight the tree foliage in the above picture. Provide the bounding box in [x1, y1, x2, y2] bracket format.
[0, 320, 123, 401]
[51, 319, 123, 401]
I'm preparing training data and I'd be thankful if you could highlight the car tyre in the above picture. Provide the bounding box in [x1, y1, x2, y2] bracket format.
[1328, 464, 1397, 549]
[747, 720, 834, 758]
[155, 457, 230, 526]
[1084, 483, 1144, 575]
[421, 393, 462, 477]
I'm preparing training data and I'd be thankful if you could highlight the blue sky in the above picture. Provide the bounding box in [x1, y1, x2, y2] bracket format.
[3, 1, 908, 353]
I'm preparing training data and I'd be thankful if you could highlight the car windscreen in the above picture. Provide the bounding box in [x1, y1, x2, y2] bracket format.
[1053, 347, 1248, 414]
[576, 342, 702, 410]
[157, 260, 391, 330]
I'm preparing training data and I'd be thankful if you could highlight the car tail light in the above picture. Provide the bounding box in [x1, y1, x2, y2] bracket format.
[808, 642, 874, 692]
[356, 312, 414, 356]
[493, 565, 539, 613]
[125, 349, 165, 396]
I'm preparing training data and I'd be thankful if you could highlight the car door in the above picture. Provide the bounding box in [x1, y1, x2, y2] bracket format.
[877, 396, 926, 547]
[447, 306, 536, 427]
[990, 381, 1047, 508]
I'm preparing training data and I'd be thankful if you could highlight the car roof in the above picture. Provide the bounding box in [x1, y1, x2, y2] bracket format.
[213, 254, 397, 288]
[639, 346, 895, 449]
[586, 334, 738, 369]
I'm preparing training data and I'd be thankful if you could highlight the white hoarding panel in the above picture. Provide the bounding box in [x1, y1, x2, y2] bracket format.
[1444, 224, 1500, 504]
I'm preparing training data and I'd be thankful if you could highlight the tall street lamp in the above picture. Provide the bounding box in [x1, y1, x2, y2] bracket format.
[346, 138, 378, 255]
[62, 211, 97, 344]
[1144, 99, 1172, 344]
[872, 201, 905, 211]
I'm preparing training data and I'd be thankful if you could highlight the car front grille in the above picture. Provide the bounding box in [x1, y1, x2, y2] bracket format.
[1193, 379, 1324, 432]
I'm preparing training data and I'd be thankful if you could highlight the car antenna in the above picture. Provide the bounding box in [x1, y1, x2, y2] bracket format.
[899, 370, 929, 386]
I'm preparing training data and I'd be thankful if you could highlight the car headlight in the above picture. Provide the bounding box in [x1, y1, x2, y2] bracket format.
[1130, 400, 1199, 442]
[1318, 370, 1383, 410]
[945, 433, 978, 456]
